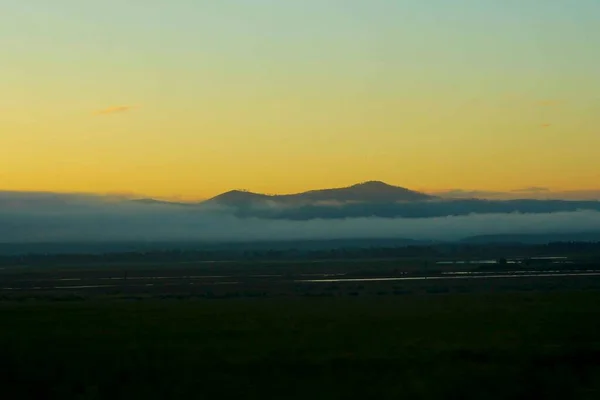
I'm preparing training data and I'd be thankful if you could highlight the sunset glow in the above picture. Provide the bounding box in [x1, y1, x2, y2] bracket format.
[2, 1, 599, 199]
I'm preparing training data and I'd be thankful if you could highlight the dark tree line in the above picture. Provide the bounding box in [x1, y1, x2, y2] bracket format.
[1, 241, 600, 267]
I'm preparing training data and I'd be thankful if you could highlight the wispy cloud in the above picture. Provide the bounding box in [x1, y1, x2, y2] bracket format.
[2, 191, 600, 243]
[511, 187, 551, 193]
[541, 123, 552, 128]
[94, 105, 138, 116]
[433, 188, 600, 201]
[433, 189, 505, 199]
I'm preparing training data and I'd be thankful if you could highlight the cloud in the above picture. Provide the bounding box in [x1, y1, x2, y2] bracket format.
[433, 189, 508, 199]
[1, 192, 600, 243]
[554, 190, 600, 201]
[541, 123, 552, 128]
[94, 105, 137, 115]
[432, 188, 600, 201]
[511, 187, 551, 193]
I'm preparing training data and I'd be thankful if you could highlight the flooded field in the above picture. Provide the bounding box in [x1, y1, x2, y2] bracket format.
[2, 258, 600, 298]
[436, 256, 569, 265]
[2, 254, 600, 399]
[297, 271, 600, 283]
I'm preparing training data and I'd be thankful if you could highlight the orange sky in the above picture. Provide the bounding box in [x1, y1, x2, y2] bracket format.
[2, 1, 599, 200]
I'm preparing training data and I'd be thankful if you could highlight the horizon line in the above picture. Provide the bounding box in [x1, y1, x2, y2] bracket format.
[2, 182, 600, 203]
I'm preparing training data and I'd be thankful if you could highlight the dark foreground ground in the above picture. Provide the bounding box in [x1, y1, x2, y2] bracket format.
[2, 258, 600, 399]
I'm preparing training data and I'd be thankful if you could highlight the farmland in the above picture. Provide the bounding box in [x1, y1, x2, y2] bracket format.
[1, 250, 600, 399]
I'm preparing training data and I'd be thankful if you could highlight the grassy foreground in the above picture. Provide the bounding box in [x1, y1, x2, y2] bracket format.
[2, 292, 600, 399]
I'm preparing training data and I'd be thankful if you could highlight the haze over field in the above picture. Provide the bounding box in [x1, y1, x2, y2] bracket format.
[2, 183, 600, 244]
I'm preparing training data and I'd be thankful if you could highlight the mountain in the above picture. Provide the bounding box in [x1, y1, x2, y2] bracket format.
[205, 190, 273, 207]
[127, 184, 600, 223]
[284, 181, 434, 203]
[206, 181, 435, 207]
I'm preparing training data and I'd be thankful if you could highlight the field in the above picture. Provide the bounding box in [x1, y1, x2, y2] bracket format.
[2, 256, 600, 399]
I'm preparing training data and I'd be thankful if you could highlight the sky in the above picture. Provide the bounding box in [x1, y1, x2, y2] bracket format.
[2, 0, 599, 200]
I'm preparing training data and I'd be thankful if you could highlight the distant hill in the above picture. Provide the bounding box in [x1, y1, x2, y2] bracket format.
[205, 190, 274, 207]
[461, 232, 600, 245]
[128, 184, 600, 221]
[205, 181, 435, 207]
[0, 238, 432, 256]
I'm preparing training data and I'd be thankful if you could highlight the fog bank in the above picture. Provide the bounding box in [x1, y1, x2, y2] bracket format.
[1, 192, 600, 243]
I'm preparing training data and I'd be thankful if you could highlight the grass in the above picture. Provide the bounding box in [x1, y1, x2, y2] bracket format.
[1, 291, 600, 399]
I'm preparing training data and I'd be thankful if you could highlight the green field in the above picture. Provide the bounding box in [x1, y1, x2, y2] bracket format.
[2, 291, 600, 399]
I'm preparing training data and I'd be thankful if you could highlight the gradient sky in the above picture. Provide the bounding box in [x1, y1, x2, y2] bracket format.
[2, 0, 599, 199]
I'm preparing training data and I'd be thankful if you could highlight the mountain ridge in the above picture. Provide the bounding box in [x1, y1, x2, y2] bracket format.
[206, 181, 435, 207]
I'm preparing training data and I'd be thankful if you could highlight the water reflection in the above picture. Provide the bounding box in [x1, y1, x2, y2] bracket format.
[436, 256, 568, 265]
[297, 272, 600, 283]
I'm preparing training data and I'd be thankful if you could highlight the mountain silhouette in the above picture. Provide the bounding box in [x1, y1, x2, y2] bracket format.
[128, 184, 600, 222]
[207, 190, 274, 207]
[206, 181, 435, 207]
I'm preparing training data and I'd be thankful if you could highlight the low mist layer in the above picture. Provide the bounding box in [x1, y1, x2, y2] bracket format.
[1, 191, 600, 243]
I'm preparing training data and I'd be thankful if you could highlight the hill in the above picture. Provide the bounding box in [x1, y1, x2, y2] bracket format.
[206, 181, 434, 207]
